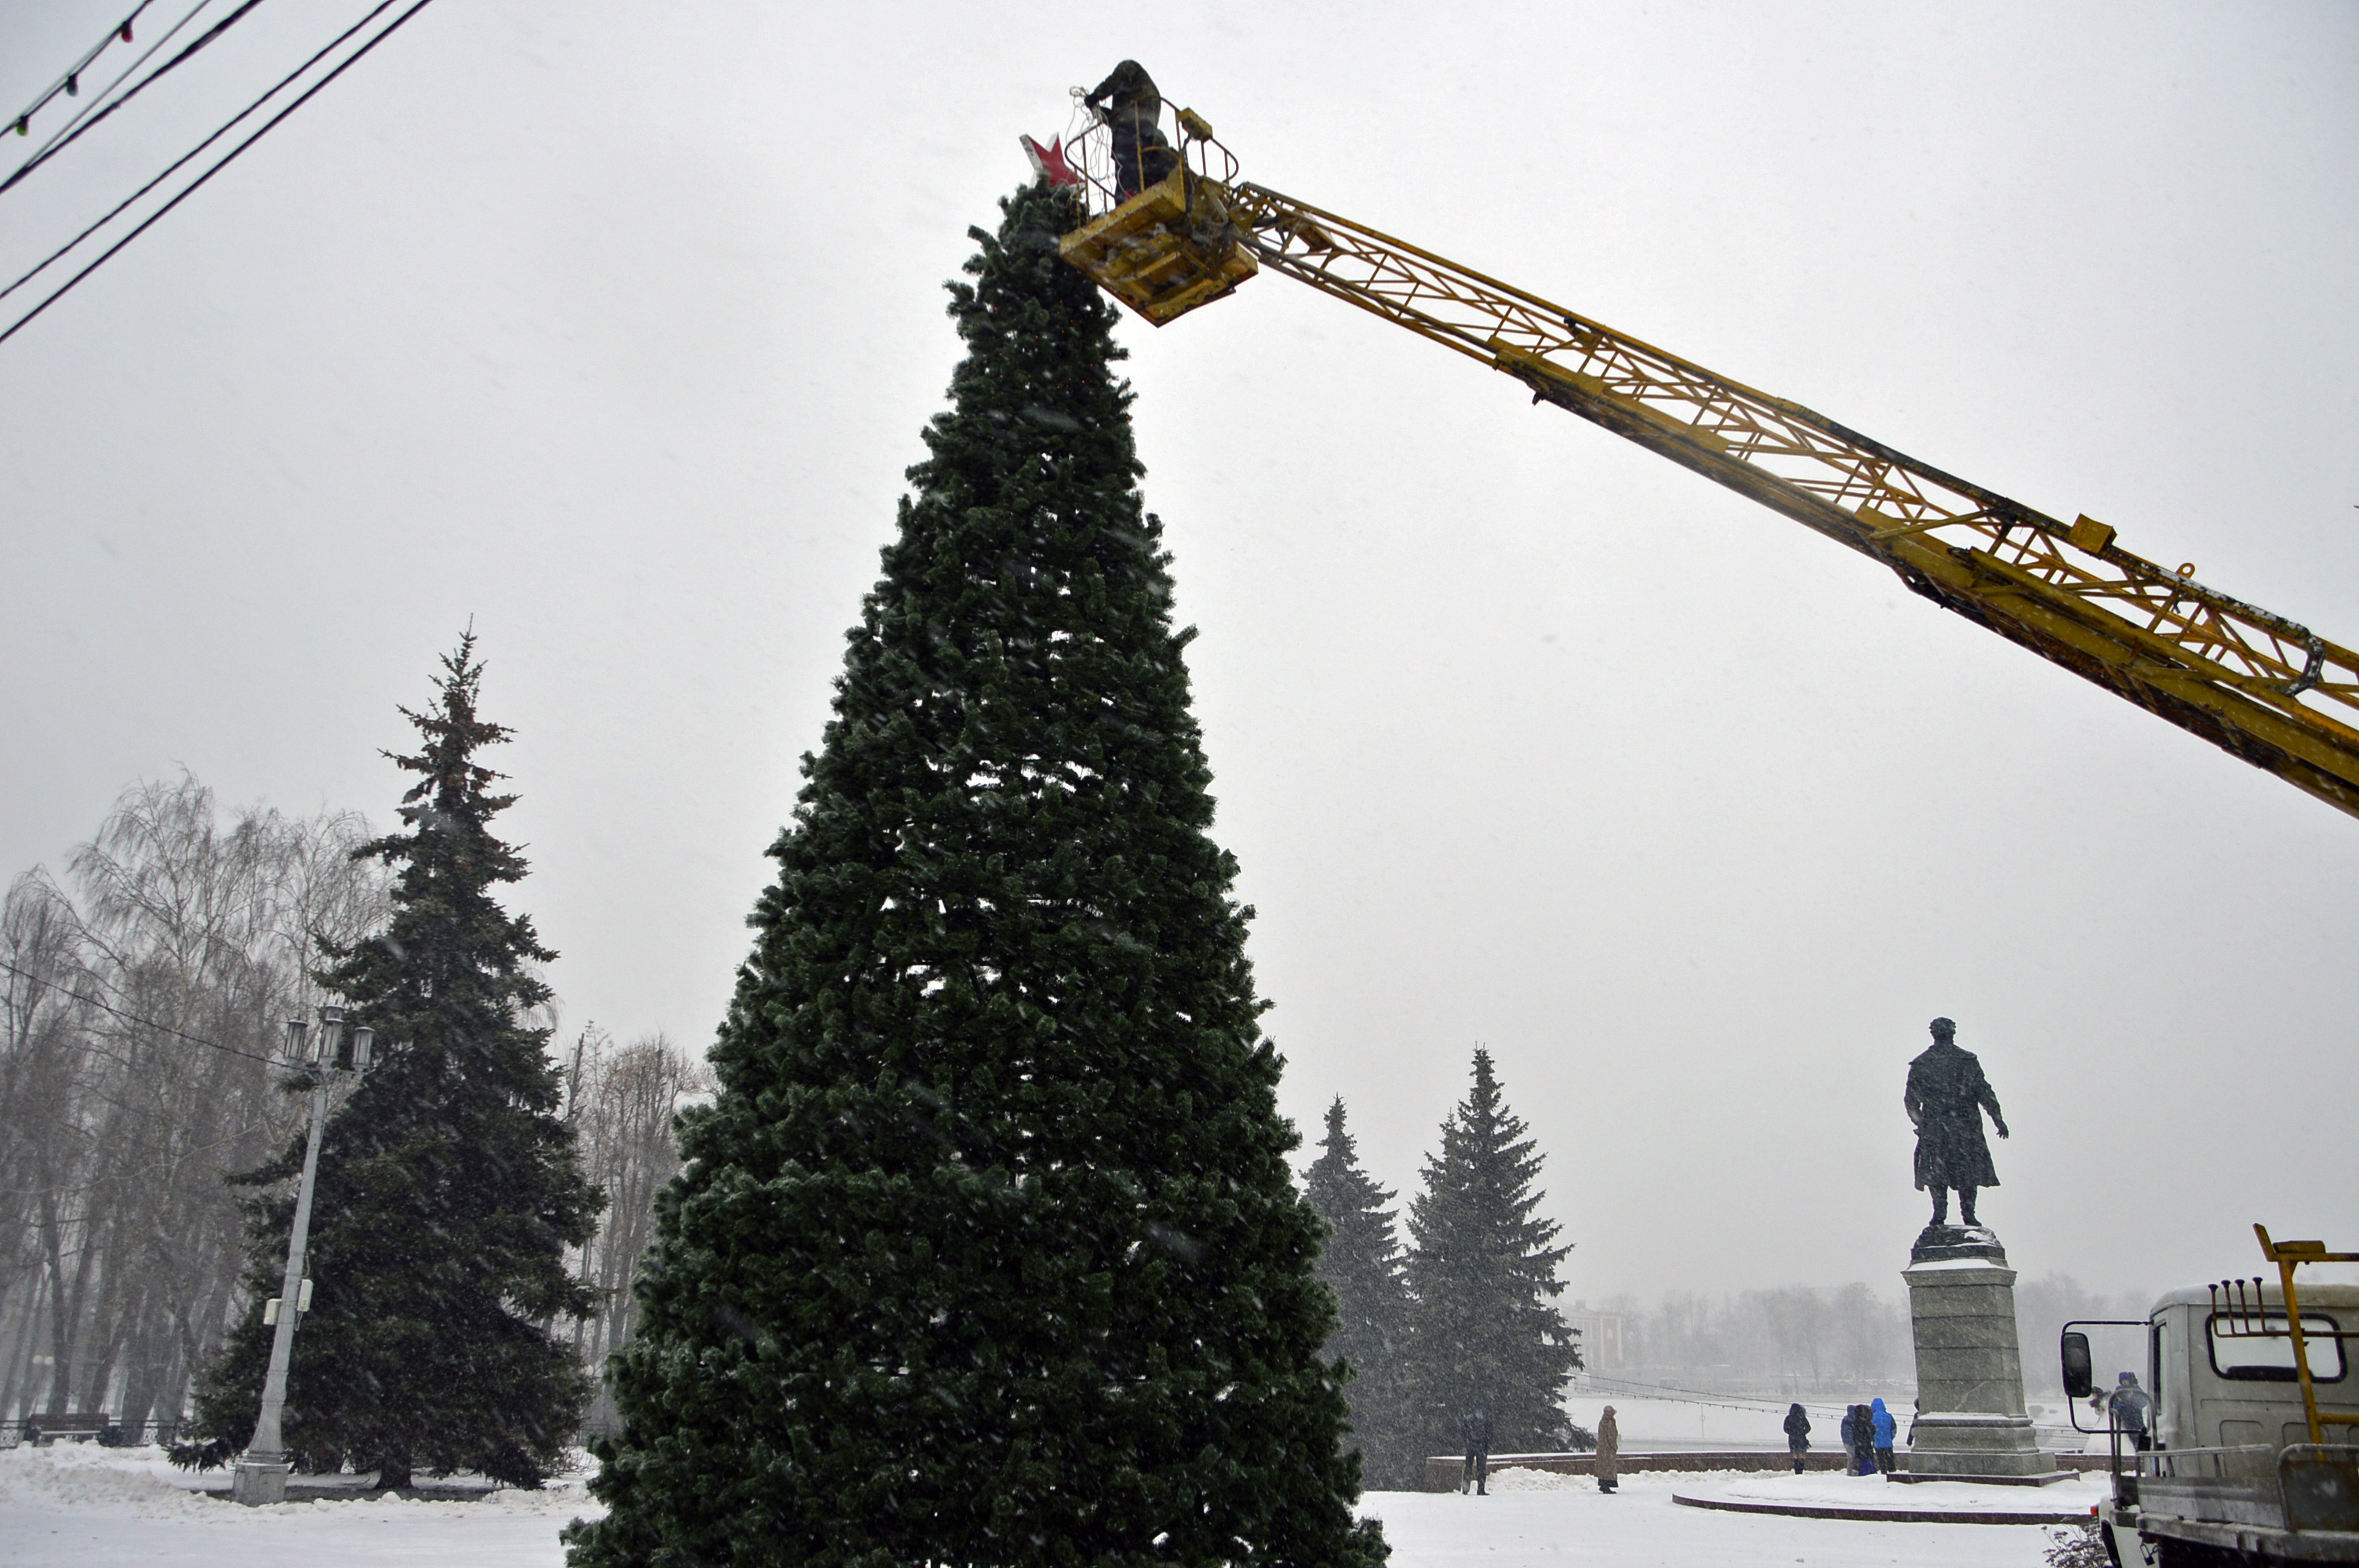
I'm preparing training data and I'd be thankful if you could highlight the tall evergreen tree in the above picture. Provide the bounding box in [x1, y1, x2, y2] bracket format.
[1303, 1098, 1417, 1489]
[1401, 1050, 1582, 1457]
[178, 635, 603, 1489]
[567, 182, 1386, 1568]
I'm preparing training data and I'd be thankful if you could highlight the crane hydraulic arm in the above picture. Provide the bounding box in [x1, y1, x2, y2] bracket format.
[1220, 183, 2359, 820]
[1048, 110, 2359, 822]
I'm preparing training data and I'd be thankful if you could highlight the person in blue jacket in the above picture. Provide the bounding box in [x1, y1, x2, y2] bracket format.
[2103, 1372, 2155, 1453]
[1870, 1397, 1897, 1475]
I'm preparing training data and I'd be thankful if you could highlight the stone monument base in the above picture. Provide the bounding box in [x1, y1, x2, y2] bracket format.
[1903, 1410, 2064, 1482]
[1888, 1465, 2077, 1487]
[1903, 1225, 2070, 1485]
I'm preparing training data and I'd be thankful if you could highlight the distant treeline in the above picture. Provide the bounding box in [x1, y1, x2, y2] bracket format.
[1582, 1272, 2149, 1397]
[1604, 1283, 1914, 1392]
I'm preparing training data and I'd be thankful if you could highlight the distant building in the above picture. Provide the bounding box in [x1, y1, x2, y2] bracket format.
[1564, 1301, 1626, 1370]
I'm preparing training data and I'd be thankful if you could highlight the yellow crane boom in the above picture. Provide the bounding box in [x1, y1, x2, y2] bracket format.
[1051, 114, 2359, 822]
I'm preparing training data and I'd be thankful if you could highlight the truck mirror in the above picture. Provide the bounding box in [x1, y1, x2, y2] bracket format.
[2062, 1330, 2094, 1399]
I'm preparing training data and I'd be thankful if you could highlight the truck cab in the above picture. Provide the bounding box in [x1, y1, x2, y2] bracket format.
[2066, 1282, 2359, 1566]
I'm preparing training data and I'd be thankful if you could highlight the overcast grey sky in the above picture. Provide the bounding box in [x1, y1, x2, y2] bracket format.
[3, 1, 2354, 1309]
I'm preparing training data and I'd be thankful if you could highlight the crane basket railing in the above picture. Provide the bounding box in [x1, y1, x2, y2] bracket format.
[1058, 96, 1241, 227]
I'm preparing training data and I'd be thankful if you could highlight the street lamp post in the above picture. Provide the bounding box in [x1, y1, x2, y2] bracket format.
[231, 1004, 372, 1506]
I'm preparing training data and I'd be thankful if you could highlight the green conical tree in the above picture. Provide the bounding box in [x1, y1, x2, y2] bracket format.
[1303, 1098, 1418, 1489]
[1401, 1050, 1583, 1457]
[178, 634, 603, 1489]
[567, 182, 1386, 1568]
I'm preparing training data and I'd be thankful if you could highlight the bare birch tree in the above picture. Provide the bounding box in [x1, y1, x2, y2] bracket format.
[556, 1027, 710, 1434]
[0, 774, 387, 1435]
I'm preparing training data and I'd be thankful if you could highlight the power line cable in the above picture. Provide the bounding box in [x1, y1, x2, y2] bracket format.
[0, 954, 285, 1068]
[0, 0, 393, 307]
[0, 0, 434, 349]
[6, 2, 161, 141]
[9, 0, 214, 176]
[4, 0, 231, 192]
[6, 0, 278, 196]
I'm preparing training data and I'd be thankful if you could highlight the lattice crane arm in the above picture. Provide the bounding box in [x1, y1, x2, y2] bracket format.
[1049, 117, 2359, 821]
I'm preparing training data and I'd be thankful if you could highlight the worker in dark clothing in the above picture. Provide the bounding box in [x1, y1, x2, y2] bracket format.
[2102, 1372, 2155, 1452]
[1906, 1017, 2008, 1228]
[1783, 1403, 1812, 1474]
[1460, 1406, 1493, 1495]
[1085, 60, 1180, 201]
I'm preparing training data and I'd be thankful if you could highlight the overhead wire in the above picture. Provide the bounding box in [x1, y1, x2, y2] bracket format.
[6, 2, 161, 142]
[2, 0, 241, 194]
[0, 954, 286, 1069]
[0, 0, 437, 349]
[0, 0, 394, 307]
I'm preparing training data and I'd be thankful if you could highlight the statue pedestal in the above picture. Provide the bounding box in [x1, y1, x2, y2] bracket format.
[1900, 1226, 2069, 1484]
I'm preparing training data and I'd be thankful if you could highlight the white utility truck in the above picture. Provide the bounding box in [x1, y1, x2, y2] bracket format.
[2063, 1229, 2358, 1567]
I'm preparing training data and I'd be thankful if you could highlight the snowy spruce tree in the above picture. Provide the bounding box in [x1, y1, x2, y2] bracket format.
[1303, 1098, 1418, 1488]
[180, 635, 602, 1489]
[1401, 1049, 1583, 1456]
[567, 181, 1387, 1568]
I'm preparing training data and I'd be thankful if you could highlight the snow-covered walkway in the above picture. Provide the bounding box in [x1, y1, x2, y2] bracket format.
[0, 1443, 2063, 1566]
[0, 1443, 593, 1566]
[1370, 1467, 2065, 1567]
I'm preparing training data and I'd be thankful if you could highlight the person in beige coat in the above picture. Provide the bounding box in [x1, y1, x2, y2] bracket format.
[1594, 1406, 1620, 1494]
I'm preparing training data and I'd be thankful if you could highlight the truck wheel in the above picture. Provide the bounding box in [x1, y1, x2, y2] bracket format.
[2098, 1522, 2124, 1568]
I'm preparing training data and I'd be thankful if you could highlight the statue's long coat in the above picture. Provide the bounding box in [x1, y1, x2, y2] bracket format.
[1905, 1040, 2003, 1190]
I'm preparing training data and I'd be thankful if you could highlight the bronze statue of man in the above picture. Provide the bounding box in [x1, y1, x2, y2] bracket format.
[1905, 1017, 2008, 1228]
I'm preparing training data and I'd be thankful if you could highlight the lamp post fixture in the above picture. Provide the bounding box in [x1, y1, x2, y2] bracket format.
[231, 1004, 373, 1506]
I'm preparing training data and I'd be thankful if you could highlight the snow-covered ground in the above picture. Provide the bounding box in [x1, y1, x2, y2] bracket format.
[1370, 1469, 2067, 1566]
[0, 1443, 595, 1566]
[1674, 1468, 2106, 1521]
[0, 1443, 2064, 1567]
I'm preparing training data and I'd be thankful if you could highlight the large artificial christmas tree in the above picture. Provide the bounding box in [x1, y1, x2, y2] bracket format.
[1303, 1098, 1418, 1489]
[1401, 1050, 1583, 1457]
[568, 182, 1386, 1568]
[179, 635, 602, 1489]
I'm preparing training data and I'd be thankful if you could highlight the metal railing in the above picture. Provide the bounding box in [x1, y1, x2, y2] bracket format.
[2237, 1227, 2359, 1446]
[4, 1415, 184, 1448]
[1058, 97, 1241, 227]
